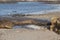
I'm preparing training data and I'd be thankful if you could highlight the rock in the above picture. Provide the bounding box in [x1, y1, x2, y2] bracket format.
[50, 17, 60, 34]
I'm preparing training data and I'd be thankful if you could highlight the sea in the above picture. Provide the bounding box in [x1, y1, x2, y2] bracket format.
[0, 2, 60, 15]
[0, 2, 60, 29]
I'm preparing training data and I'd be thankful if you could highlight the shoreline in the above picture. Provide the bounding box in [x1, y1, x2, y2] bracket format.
[0, 11, 60, 40]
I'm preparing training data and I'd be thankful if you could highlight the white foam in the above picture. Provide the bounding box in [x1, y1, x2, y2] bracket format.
[24, 25, 40, 30]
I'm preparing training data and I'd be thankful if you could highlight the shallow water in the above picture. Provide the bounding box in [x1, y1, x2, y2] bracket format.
[0, 2, 60, 15]
[13, 25, 41, 30]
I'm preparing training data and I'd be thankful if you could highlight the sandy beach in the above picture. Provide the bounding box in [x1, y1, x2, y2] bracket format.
[0, 11, 60, 40]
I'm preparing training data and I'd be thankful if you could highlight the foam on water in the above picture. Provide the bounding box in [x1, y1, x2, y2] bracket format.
[24, 25, 40, 30]
[13, 25, 40, 30]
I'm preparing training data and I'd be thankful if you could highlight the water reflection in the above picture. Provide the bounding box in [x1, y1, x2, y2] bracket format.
[13, 25, 41, 30]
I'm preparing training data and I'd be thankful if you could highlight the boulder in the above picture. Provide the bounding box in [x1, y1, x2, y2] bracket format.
[50, 17, 60, 34]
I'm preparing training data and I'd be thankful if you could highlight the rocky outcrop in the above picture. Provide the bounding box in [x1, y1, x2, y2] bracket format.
[50, 17, 60, 34]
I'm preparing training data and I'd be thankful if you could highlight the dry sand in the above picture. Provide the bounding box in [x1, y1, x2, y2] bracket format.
[0, 29, 60, 40]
